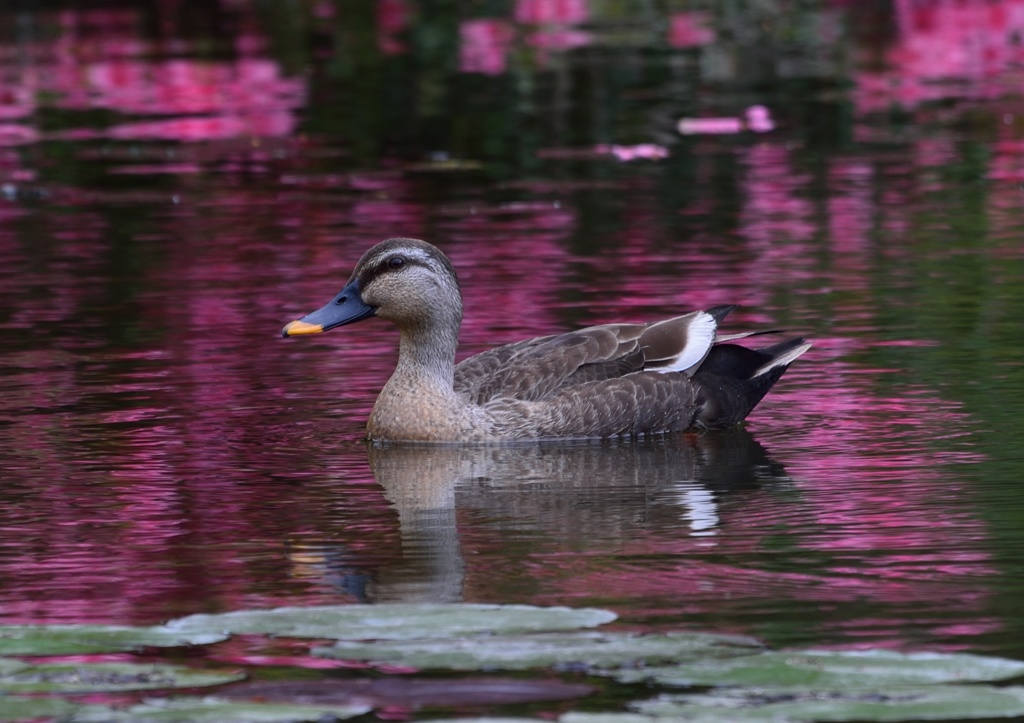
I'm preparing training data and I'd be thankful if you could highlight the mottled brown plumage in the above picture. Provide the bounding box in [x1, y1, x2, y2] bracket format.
[282, 238, 811, 443]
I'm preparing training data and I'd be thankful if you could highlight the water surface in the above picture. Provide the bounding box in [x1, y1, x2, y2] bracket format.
[1, 0, 1024, 697]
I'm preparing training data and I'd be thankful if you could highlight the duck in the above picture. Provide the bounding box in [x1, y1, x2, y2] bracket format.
[282, 238, 811, 443]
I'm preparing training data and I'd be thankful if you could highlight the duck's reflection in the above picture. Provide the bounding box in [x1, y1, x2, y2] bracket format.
[353, 428, 788, 603]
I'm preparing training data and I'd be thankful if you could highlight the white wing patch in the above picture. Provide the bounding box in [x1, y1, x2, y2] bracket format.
[753, 341, 813, 377]
[649, 311, 718, 374]
[716, 330, 779, 343]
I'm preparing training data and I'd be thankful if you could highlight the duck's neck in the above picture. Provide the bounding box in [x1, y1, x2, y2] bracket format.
[392, 322, 459, 391]
[368, 319, 472, 442]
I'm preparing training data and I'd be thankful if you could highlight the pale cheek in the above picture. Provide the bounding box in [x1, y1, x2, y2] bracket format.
[374, 302, 425, 324]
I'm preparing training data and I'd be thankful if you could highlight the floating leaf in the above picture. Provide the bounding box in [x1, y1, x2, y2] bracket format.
[314, 630, 761, 671]
[610, 649, 1024, 688]
[560, 714, 656, 723]
[70, 696, 372, 722]
[166, 603, 617, 641]
[631, 684, 1024, 721]
[0, 624, 228, 655]
[0, 696, 78, 721]
[0, 662, 245, 693]
[0, 658, 29, 676]
[220, 677, 593, 708]
[421, 719, 546, 723]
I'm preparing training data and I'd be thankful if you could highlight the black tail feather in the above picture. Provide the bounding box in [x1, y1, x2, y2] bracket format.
[705, 304, 737, 324]
[692, 337, 807, 429]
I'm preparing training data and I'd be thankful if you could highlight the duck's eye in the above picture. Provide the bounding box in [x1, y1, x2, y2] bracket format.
[387, 256, 405, 270]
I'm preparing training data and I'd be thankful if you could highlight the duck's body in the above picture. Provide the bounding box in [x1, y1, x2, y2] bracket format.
[282, 238, 810, 443]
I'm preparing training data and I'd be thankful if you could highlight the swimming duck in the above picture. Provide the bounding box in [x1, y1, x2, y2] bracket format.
[282, 238, 810, 443]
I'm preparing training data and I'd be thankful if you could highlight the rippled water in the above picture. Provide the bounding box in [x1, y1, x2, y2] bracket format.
[1, 2, 1024, 685]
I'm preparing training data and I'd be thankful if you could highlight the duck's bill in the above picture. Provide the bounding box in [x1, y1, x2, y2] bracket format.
[281, 280, 375, 337]
[281, 319, 325, 336]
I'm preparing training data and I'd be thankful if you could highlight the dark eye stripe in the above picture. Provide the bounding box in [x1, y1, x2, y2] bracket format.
[359, 254, 423, 287]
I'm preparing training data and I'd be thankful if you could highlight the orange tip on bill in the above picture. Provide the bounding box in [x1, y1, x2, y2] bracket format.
[282, 320, 324, 336]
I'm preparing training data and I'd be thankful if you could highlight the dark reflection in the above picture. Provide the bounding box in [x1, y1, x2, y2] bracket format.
[361, 428, 785, 603]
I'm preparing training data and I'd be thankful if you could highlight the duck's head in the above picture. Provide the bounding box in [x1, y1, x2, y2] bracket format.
[281, 238, 463, 337]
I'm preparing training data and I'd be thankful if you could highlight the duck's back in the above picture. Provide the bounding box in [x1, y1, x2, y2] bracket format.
[452, 308, 809, 439]
[454, 323, 643, 404]
[454, 307, 719, 401]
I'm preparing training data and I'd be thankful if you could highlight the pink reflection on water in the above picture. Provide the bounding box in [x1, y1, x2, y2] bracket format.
[107, 163, 203, 175]
[988, 138, 1024, 182]
[378, 0, 413, 54]
[740, 143, 816, 247]
[0, 124, 39, 146]
[518, 359, 992, 646]
[438, 201, 577, 345]
[0, 8, 307, 143]
[0, 147, 34, 185]
[594, 143, 670, 162]
[986, 128, 1024, 257]
[678, 106, 775, 135]
[0, 156, 1001, 655]
[668, 11, 716, 48]
[855, 0, 1024, 113]
[77, 58, 288, 115]
[108, 114, 296, 141]
[0, 7, 1010, 653]
[0, 84, 35, 120]
[527, 27, 593, 52]
[0, 182, 416, 624]
[515, 0, 589, 24]
[459, 2, 598, 74]
[460, 19, 515, 75]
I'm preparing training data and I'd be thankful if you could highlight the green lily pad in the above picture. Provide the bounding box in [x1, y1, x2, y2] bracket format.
[70, 696, 372, 722]
[0, 696, 78, 721]
[0, 658, 29, 676]
[220, 676, 592, 707]
[630, 684, 1024, 721]
[313, 630, 762, 671]
[609, 649, 1024, 688]
[165, 603, 617, 641]
[0, 662, 245, 693]
[0, 624, 228, 655]
[560, 715, 657, 723]
[423, 719, 547, 723]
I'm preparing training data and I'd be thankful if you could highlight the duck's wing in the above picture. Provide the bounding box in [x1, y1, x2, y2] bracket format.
[484, 371, 703, 438]
[454, 325, 643, 404]
[453, 335, 555, 401]
[483, 334, 812, 438]
[454, 309, 723, 404]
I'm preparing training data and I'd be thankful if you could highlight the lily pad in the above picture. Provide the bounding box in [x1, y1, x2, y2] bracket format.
[0, 623, 228, 655]
[0, 696, 78, 721]
[424, 719, 546, 723]
[0, 661, 245, 693]
[166, 603, 617, 641]
[630, 684, 1024, 721]
[609, 649, 1024, 688]
[70, 696, 372, 722]
[220, 677, 593, 708]
[0, 658, 29, 676]
[387, 716, 544, 720]
[313, 630, 762, 671]
[560, 715, 656, 723]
